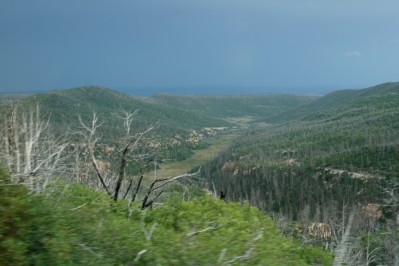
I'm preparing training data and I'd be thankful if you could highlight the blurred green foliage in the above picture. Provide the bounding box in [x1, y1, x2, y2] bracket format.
[0, 173, 332, 265]
[0, 168, 75, 265]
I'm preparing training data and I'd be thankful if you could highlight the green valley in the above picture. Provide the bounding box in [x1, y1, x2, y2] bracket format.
[1, 82, 399, 265]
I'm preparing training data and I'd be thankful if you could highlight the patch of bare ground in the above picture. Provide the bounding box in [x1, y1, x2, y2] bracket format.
[325, 168, 384, 180]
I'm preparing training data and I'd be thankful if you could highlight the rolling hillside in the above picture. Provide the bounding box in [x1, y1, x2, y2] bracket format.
[1, 86, 321, 162]
[201, 82, 399, 264]
[0, 93, 29, 106]
[146, 93, 316, 120]
[26, 86, 231, 132]
[2, 83, 399, 264]
[203, 82, 399, 210]
[268, 82, 399, 123]
[2, 87, 235, 162]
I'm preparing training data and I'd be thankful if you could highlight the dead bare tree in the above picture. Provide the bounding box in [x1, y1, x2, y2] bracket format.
[140, 169, 201, 210]
[346, 232, 382, 266]
[79, 110, 200, 207]
[0, 103, 68, 191]
[113, 111, 153, 201]
[333, 207, 356, 266]
[78, 112, 111, 195]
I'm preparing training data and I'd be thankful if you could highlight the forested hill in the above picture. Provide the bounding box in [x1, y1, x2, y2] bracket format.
[2, 86, 318, 126]
[0, 86, 335, 265]
[1, 86, 319, 161]
[0, 94, 28, 106]
[201, 82, 399, 265]
[19, 86, 230, 132]
[1, 86, 234, 162]
[146, 93, 316, 119]
[2, 82, 399, 264]
[268, 82, 399, 123]
[202, 81, 399, 212]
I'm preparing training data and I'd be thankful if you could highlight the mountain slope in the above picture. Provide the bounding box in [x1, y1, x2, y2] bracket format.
[146, 94, 316, 119]
[203, 81, 399, 208]
[1, 86, 232, 162]
[268, 82, 399, 123]
[31, 86, 231, 131]
[201, 82, 399, 264]
[0, 94, 29, 106]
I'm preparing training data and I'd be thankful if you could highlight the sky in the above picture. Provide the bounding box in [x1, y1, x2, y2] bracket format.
[0, 0, 398, 95]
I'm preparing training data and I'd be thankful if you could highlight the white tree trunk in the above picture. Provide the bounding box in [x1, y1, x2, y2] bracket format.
[12, 106, 21, 174]
[333, 210, 355, 266]
[1, 103, 66, 191]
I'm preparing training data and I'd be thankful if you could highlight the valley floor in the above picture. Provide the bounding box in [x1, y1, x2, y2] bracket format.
[146, 132, 237, 179]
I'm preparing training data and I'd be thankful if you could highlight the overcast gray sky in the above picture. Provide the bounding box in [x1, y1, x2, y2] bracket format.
[0, 0, 398, 94]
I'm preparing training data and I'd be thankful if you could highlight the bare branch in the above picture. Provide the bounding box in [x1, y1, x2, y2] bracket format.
[127, 159, 153, 201]
[91, 155, 111, 196]
[70, 195, 102, 211]
[186, 226, 218, 238]
[0, 102, 69, 191]
[79, 113, 111, 195]
[142, 191, 164, 210]
[218, 248, 228, 264]
[120, 109, 138, 137]
[153, 169, 201, 191]
[224, 230, 263, 265]
[333, 209, 355, 266]
[76, 243, 102, 258]
[113, 125, 153, 201]
[78, 113, 104, 136]
[141, 169, 200, 210]
[133, 249, 148, 263]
